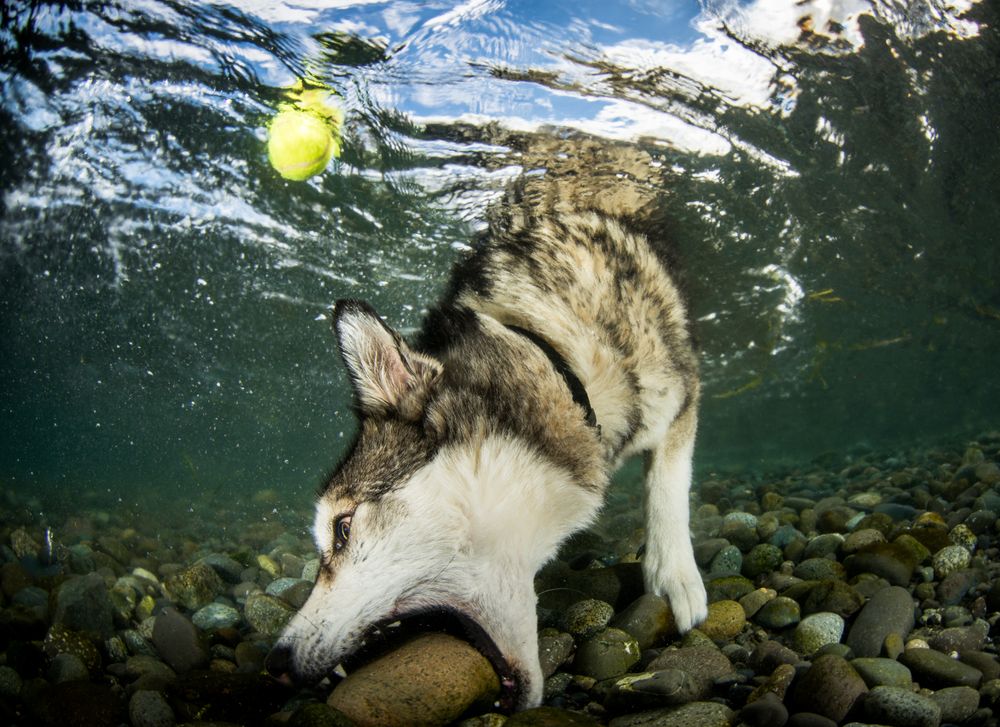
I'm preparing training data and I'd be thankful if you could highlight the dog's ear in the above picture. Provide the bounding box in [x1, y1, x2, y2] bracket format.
[332, 299, 442, 420]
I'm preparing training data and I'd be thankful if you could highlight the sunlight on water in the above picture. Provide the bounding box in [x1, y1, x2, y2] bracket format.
[1, 0, 998, 495]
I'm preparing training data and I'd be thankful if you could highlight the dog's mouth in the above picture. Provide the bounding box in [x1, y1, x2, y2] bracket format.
[339, 606, 522, 712]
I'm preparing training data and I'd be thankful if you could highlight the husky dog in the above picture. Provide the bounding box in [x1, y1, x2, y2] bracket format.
[267, 178, 708, 709]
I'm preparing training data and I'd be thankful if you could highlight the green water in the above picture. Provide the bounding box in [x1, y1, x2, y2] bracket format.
[1, 0, 999, 503]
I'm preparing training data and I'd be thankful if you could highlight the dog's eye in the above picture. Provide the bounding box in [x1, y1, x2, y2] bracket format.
[333, 515, 352, 551]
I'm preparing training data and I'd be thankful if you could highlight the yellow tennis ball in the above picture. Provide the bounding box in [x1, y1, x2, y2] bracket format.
[267, 109, 340, 181]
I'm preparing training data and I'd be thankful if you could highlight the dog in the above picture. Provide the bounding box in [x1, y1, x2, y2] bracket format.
[266, 153, 708, 710]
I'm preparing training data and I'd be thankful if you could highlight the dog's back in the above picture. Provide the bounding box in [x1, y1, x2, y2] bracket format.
[421, 205, 699, 473]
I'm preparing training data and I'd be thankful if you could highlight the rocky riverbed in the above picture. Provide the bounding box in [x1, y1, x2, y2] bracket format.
[2, 430, 1000, 726]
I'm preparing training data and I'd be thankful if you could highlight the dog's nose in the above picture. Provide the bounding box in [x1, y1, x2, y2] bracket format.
[265, 643, 293, 680]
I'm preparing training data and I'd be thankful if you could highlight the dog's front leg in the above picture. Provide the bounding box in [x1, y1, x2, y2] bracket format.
[641, 396, 707, 633]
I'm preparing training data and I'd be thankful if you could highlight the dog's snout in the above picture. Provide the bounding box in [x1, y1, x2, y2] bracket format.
[265, 643, 294, 680]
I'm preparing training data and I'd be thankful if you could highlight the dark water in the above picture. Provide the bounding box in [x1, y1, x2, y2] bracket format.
[1, 0, 998, 503]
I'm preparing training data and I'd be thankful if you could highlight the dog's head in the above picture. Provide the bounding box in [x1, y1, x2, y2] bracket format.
[266, 299, 572, 710]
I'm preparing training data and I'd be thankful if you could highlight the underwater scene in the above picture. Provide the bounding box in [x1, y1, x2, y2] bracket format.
[2, 0, 1000, 725]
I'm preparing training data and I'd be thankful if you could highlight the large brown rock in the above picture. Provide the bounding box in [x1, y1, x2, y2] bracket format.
[328, 632, 500, 727]
[791, 654, 868, 722]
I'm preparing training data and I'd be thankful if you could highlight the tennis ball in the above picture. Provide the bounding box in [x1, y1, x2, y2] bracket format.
[267, 108, 340, 181]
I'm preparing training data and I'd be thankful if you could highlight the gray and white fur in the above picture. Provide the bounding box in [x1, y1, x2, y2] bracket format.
[268, 183, 707, 710]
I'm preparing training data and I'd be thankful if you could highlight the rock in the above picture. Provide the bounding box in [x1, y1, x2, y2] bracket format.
[864, 685, 941, 727]
[605, 669, 701, 711]
[841, 529, 887, 555]
[257, 554, 281, 577]
[288, 702, 355, 727]
[608, 701, 733, 727]
[536, 562, 645, 613]
[749, 640, 800, 674]
[739, 691, 789, 727]
[936, 568, 981, 605]
[168, 671, 289, 723]
[793, 558, 846, 582]
[747, 662, 796, 703]
[793, 612, 845, 655]
[302, 558, 321, 583]
[846, 586, 916, 658]
[931, 685, 979, 723]
[699, 599, 745, 641]
[129, 689, 176, 727]
[694, 538, 729, 567]
[739, 587, 776, 619]
[0, 664, 23, 697]
[53, 573, 115, 640]
[928, 620, 988, 653]
[96, 535, 131, 566]
[705, 574, 755, 603]
[48, 652, 90, 683]
[721, 512, 759, 552]
[163, 562, 223, 611]
[122, 629, 158, 657]
[850, 657, 913, 688]
[265, 576, 311, 606]
[611, 594, 674, 649]
[151, 608, 209, 673]
[844, 542, 917, 586]
[708, 545, 743, 576]
[816, 506, 855, 534]
[948, 523, 977, 551]
[959, 651, 1000, 681]
[125, 655, 177, 683]
[506, 706, 599, 725]
[791, 654, 868, 722]
[573, 628, 641, 680]
[803, 534, 844, 560]
[234, 641, 267, 673]
[280, 553, 306, 578]
[244, 592, 296, 636]
[800, 580, 864, 618]
[769, 527, 805, 553]
[538, 631, 575, 678]
[191, 602, 240, 631]
[110, 580, 139, 622]
[43, 623, 101, 673]
[754, 596, 801, 629]
[742, 544, 784, 581]
[932, 545, 972, 579]
[899, 647, 983, 688]
[327, 633, 499, 727]
[196, 554, 245, 583]
[561, 599, 615, 639]
[25, 680, 126, 727]
[647, 645, 733, 698]
[787, 712, 838, 727]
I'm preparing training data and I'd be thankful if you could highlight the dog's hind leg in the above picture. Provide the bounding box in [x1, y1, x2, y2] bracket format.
[642, 392, 707, 633]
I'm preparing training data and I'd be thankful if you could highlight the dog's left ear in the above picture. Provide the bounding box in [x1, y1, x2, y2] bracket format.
[332, 299, 442, 421]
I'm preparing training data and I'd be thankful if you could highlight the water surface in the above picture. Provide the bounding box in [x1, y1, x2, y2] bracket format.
[2, 0, 998, 502]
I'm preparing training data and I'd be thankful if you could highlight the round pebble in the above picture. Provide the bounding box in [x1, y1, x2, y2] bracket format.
[328, 633, 499, 727]
[793, 612, 845, 655]
[864, 685, 941, 727]
[561, 599, 615, 639]
[129, 689, 176, 727]
[754, 596, 801, 629]
[932, 545, 972, 579]
[700, 599, 746, 641]
[573, 628, 641, 680]
[192, 602, 241, 631]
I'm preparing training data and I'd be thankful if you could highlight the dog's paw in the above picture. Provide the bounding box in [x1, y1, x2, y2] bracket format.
[643, 552, 707, 634]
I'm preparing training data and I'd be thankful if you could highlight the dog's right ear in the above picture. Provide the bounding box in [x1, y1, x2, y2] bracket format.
[332, 299, 442, 421]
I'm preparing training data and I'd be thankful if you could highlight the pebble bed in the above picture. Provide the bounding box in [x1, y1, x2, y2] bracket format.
[2, 431, 1000, 726]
